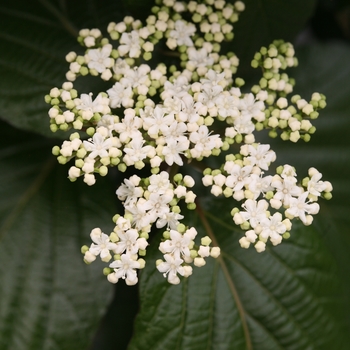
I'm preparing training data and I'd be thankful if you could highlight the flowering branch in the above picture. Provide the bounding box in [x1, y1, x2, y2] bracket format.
[45, 0, 332, 285]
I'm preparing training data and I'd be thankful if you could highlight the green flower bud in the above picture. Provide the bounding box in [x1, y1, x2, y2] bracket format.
[103, 268, 112, 276]
[57, 156, 67, 165]
[282, 232, 290, 239]
[86, 127, 95, 136]
[187, 203, 196, 210]
[151, 167, 160, 174]
[177, 223, 186, 233]
[81, 245, 89, 254]
[118, 163, 127, 172]
[52, 146, 60, 156]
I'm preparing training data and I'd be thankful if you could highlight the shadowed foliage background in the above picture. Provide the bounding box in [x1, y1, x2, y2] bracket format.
[0, 0, 350, 349]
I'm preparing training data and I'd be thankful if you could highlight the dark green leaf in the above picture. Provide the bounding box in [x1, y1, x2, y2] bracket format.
[0, 122, 115, 350]
[231, 0, 317, 77]
[0, 0, 126, 137]
[129, 199, 348, 350]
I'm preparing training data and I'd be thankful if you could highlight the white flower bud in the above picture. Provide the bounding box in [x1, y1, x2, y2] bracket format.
[68, 166, 81, 178]
[84, 36, 95, 47]
[267, 116, 278, 128]
[84, 174, 96, 186]
[84, 251, 97, 263]
[48, 107, 59, 118]
[101, 69, 113, 81]
[233, 213, 244, 225]
[202, 175, 213, 186]
[198, 245, 210, 257]
[211, 185, 222, 197]
[300, 120, 312, 132]
[63, 110, 75, 123]
[245, 229, 257, 243]
[280, 109, 291, 120]
[183, 265, 193, 277]
[290, 130, 300, 143]
[282, 218, 292, 231]
[302, 104, 314, 115]
[276, 97, 288, 109]
[296, 98, 308, 110]
[233, 190, 245, 201]
[65, 51, 77, 63]
[213, 174, 226, 187]
[239, 237, 250, 249]
[244, 134, 255, 144]
[270, 198, 282, 209]
[185, 191, 196, 203]
[174, 185, 187, 198]
[107, 272, 119, 284]
[225, 127, 237, 138]
[255, 240, 266, 252]
[210, 247, 220, 258]
[194, 257, 206, 267]
[183, 175, 195, 187]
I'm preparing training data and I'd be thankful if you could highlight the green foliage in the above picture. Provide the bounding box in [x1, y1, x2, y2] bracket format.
[0, 1, 350, 350]
[0, 124, 114, 349]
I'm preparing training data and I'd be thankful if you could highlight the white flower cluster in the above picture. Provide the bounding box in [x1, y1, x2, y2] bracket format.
[203, 152, 332, 252]
[83, 171, 219, 285]
[46, 0, 332, 285]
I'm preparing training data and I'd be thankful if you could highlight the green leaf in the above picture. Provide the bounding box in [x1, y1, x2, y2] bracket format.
[129, 199, 348, 350]
[0, 122, 115, 350]
[230, 0, 317, 77]
[0, 0, 125, 138]
[262, 42, 350, 326]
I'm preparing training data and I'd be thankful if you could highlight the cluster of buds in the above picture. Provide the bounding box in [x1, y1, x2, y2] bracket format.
[46, 0, 332, 285]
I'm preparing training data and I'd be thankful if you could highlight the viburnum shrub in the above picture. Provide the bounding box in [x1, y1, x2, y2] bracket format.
[45, 0, 332, 286]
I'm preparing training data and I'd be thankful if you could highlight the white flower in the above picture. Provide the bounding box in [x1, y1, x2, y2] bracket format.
[123, 137, 153, 164]
[307, 172, 327, 197]
[157, 254, 185, 284]
[118, 30, 141, 57]
[87, 44, 113, 73]
[286, 192, 320, 224]
[114, 112, 143, 143]
[144, 192, 173, 219]
[245, 144, 276, 170]
[113, 58, 130, 75]
[189, 125, 223, 157]
[162, 138, 189, 166]
[260, 212, 286, 241]
[116, 177, 143, 206]
[168, 20, 196, 48]
[224, 164, 253, 191]
[142, 106, 174, 136]
[148, 171, 171, 194]
[156, 212, 184, 230]
[159, 229, 192, 258]
[126, 199, 153, 229]
[109, 254, 141, 285]
[248, 174, 273, 199]
[88, 228, 118, 262]
[186, 47, 214, 70]
[272, 177, 302, 206]
[107, 82, 133, 108]
[239, 199, 269, 228]
[83, 133, 112, 159]
[114, 228, 148, 254]
[75, 93, 110, 120]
